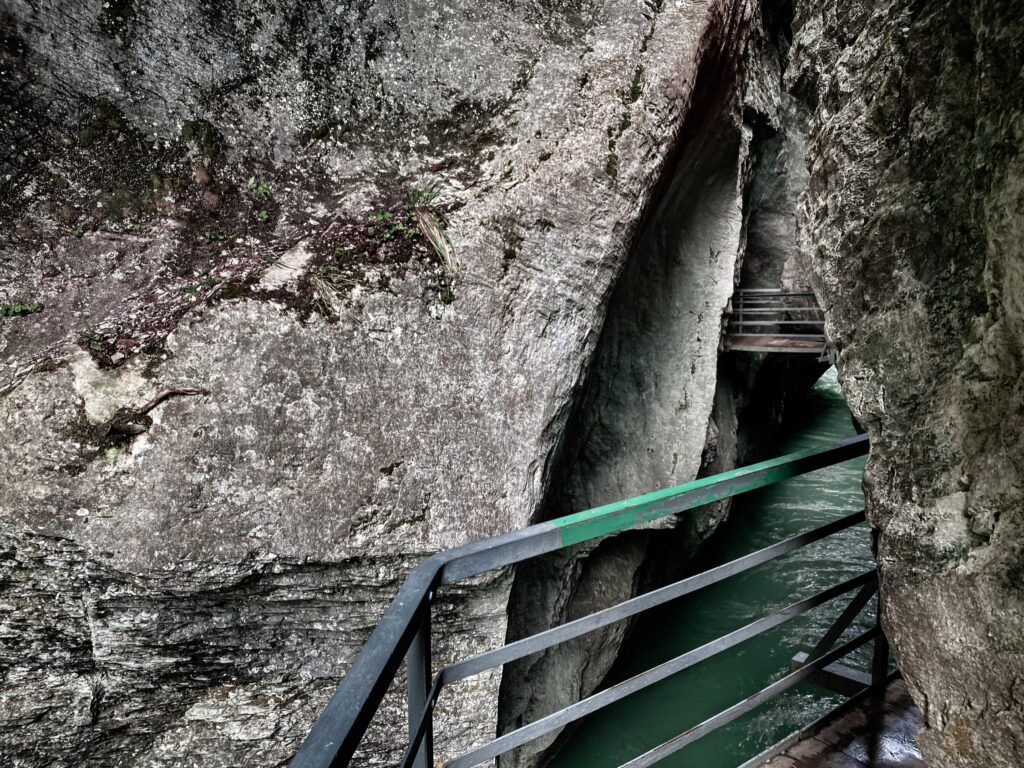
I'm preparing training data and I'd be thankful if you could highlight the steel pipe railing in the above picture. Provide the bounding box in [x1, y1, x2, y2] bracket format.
[291, 434, 876, 768]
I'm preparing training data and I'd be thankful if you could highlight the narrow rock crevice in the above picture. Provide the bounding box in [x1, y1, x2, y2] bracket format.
[496, 4, 824, 765]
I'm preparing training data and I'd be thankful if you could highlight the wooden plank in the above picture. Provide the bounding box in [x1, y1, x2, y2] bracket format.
[785, 736, 867, 767]
[754, 680, 925, 768]
[724, 334, 828, 354]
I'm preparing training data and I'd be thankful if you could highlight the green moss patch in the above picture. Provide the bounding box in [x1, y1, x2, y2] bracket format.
[304, 183, 461, 317]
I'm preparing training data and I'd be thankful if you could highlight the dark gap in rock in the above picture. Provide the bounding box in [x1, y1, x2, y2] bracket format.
[496, 10, 758, 768]
[495, 3, 828, 766]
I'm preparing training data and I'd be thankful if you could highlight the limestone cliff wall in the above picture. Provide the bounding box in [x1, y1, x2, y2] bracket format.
[792, 2, 1024, 766]
[497, 3, 828, 763]
[0, 1, 782, 765]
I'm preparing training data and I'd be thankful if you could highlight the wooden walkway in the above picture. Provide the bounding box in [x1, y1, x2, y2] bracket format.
[723, 334, 828, 354]
[754, 679, 926, 768]
[723, 289, 832, 359]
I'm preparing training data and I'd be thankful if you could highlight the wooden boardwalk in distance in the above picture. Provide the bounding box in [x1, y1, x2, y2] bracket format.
[724, 334, 829, 354]
[750, 679, 926, 768]
[723, 289, 832, 359]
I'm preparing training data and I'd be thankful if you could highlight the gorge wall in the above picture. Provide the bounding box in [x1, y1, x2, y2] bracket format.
[3, 0, 1020, 766]
[497, 3, 827, 764]
[0, 1, 811, 765]
[792, 1, 1024, 767]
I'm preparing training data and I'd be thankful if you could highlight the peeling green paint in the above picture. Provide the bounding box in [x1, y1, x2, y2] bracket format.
[554, 436, 868, 546]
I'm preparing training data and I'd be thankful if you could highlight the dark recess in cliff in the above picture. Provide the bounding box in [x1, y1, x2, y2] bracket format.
[496, 3, 825, 765]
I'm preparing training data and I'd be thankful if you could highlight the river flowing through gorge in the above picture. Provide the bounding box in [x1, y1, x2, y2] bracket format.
[553, 368, 878, 768]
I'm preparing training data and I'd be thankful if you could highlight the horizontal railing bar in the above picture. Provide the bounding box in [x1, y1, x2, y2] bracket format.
[291, 436, 869, 768]
[727, 307, 823, 313]
[733, 294, 817, 299]
[732, 304, 817, 309]
[438, 511, 866, 686]
[733, 289, 817, 295]
[521, 434, 868, 560]
[728, 321, 826, 327]
[731, 314, 820, 318]
[725, 348, 827, 355]
[724, 334, 828, 341]
[617, 626, 879, 768]
[733, 299, 818, 304]
[728, 315, 823, 321]
[439, 435, 868, 584]
[445, 570, 877, 768]
[732, 306, 818, 310]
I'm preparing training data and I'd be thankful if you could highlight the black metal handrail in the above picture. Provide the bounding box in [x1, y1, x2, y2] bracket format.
[291, 433, 876, 768]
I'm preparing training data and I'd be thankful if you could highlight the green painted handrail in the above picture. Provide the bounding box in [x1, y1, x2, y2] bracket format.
[292, 432, 870, 768]
[555, 435, 866, 545]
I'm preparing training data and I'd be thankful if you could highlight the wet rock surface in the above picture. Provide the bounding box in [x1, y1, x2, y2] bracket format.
[793, 1, 1024, 766]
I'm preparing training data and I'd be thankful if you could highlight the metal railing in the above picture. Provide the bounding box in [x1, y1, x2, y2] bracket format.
[291, 433, 880, 768]
[724, 289, 832, 361]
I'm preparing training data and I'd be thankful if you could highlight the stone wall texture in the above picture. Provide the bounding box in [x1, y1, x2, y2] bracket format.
[4, 0, 1020, 766]
[792, 1, 1024, 766]
[0, 1, 791, 765]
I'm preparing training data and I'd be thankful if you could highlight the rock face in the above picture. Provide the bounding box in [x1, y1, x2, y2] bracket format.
[496, 3, 829, 763]
[23, 1, 1018, 766]
[0, 1, 817, 766]
[793, 2, 1024, 766]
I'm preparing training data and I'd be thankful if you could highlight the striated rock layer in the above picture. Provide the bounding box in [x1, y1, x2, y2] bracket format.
[0, 1, 821, 765]
[793, 2, 1024, 766]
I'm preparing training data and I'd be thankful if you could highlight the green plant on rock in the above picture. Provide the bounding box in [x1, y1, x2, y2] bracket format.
[322, 180, 458, 306]
[180, 119, 222, 159]
[365, 209, 418, 244]
[77, 98, 128, 146]
[603, 64, 645, 181]
[78, 327, 113, 353]
[406, 180, 443, 207]
[175, 275, 220, 297]
[200, 224, 227, 244]
[247, 177, 272, 199]
[0, 302, 43, 318]
[627, 65, 644, 103]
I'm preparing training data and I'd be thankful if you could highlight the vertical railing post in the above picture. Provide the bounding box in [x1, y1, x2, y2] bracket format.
[871, 584, 890, 685]
[407, 602, 433, 768]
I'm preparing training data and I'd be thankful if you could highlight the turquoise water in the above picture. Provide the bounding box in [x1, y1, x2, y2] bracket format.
[551, 368, 874, 768]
